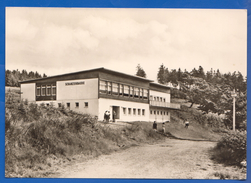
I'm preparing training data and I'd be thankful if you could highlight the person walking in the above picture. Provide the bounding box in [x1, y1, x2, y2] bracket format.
[153, 121, 157, 132]
[184, 119, 189, 129]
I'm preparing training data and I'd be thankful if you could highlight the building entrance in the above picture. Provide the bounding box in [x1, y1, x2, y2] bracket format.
[112, 106, 120, 121]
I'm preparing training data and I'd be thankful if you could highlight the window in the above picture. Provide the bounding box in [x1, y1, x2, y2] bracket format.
[150, 95, 153, 101]
[133, 108, 136, 115]
[160, 97, 162, 102]
[128, 108, 131, 115]
[163, 98, 166, 102]
[41, 85, 46, 96]
[142, 109, 145, 116]
[157, 97, 159, 101]
[119, 84, 124, 96]
[52, 84, 56, 95]
[46, 103, 49, 107]
[154, 97, 156, 101]
[150, 110, 152, 115]
[143, 89, 148, 100]
[99, 80, 107, 94]
[36, 86, 41, 96]
[138, 109, 141, 115]
[112, 83, 119, 95]
[46, 85, 51, 96]
[166, 112, 168, 115]
[134, 87, 139, 98]
[161, 111, 163, 115]
[58, 103, 62, 108]
[85, 102, 88, 107]
[154, 110, 156, 115]
[123, 107, 126, 115]
[140, 88, 143, 99]
[76, 102, 79, 108]
[164, 111, 165, 115]
[130, 86, 134, 97]
[157, 111, 159, 115]
[124, 85, 129, 97]
[67, 103, 70, 108]
[108, 82, 112, 95]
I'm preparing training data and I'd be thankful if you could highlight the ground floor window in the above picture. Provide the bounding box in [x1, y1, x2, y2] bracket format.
[76, 102, 79, 108]
[142, 109, 145, 116]
[67, 103, 70, 108]
[85, 102, 88, 107]
[123, 107, 126, 115]
[128, 108, 131, 115]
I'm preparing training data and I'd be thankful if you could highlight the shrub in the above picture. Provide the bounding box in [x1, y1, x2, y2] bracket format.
[210, 130, 246, 166]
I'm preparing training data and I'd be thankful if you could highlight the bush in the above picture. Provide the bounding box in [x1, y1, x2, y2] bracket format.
[210, 130, 246, 166]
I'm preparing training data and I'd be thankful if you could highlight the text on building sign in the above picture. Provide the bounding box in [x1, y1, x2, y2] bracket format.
[65, 81, 85, 86]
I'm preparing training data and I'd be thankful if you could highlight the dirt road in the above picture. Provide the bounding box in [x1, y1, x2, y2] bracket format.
[52, 139, 243, 179]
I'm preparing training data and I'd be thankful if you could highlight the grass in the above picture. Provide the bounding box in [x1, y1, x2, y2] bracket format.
[5, 88, 166, 177]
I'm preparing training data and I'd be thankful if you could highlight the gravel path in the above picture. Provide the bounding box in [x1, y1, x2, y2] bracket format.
[52, 139, 235, 179]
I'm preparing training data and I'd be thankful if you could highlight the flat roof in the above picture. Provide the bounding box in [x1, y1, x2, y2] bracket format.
[19, 67, 154, 84]
[150, 82, 171, 89]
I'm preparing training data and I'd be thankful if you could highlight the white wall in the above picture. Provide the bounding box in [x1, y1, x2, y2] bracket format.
[98, 98, 149, 122]
[36, 99, 99, 116]
[57, 78, 99, 100]
[149, 90, 170, 103]
[149, 108, 170, 122]
[21, 83, 36, 102]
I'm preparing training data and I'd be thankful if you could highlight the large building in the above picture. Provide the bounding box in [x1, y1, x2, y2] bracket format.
[20, 68, 180, 122]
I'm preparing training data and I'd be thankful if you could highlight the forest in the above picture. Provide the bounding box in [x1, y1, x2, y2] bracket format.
[136, 64, 247, 130]
[5, 69, 47, 87]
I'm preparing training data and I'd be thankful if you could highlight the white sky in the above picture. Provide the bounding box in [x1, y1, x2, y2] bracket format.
[6, 8, 247, 81]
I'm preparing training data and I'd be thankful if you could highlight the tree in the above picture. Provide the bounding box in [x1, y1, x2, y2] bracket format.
[157, 64, 166, 84]
[135, 64, 146, 78]
[198, 66, 205, 79]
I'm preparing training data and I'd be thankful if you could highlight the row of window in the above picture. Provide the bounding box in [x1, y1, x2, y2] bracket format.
[100, 80, 148, 100]
[150, 110, 169, 115]
[58, 102, 88, 109]
[122, 107, 145, 116]
[150, 95, 166, 102]
[37, 84, 56, 96]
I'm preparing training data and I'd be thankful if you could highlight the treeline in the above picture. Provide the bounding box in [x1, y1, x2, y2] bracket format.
[136, 64, 246, 130]
[156, 65, 246, 92]
[5, 69, 47, 87]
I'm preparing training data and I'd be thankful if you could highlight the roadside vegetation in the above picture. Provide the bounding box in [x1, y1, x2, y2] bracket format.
[5, 88, 165, 177]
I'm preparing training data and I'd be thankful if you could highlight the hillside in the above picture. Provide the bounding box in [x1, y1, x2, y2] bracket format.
[5, 87, 226, 177]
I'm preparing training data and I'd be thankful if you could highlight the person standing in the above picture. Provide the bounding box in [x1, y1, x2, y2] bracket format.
[162, 122, 165, 133]
[113, 110, 116, 122]
[153, 121, 157, 132]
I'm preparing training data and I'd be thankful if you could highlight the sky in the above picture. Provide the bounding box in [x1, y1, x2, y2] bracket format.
[6, 8, 247, 81]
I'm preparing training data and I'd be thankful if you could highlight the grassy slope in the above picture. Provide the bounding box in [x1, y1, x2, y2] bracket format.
[5, 87, 224, 177]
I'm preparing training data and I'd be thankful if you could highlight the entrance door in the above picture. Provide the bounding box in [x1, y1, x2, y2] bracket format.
[112, 106, 120, 120]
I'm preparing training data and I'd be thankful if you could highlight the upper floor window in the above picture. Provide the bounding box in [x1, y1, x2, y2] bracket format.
[41, 85, 46, 96]
[112, 83, 119, 95]
[124, 85, 129, 97]
[142, 109, 145, 116]
[52, 84, 56, 95]
[130, 86, 134, 97]
[46, 85, 51, 96]
[143, 89, 148, 100]
[119, 84, 124, 96]
[134, 87, 139, 98]
[140, 88, 143, 99]
[99, 80, 107, 94]
[163, 98, 166, 102]
[108, 82, 112, 95]
[36, 86, 41, 96]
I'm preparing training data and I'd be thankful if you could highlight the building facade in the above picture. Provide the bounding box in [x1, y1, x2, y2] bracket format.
[20, 68, 180, 122]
